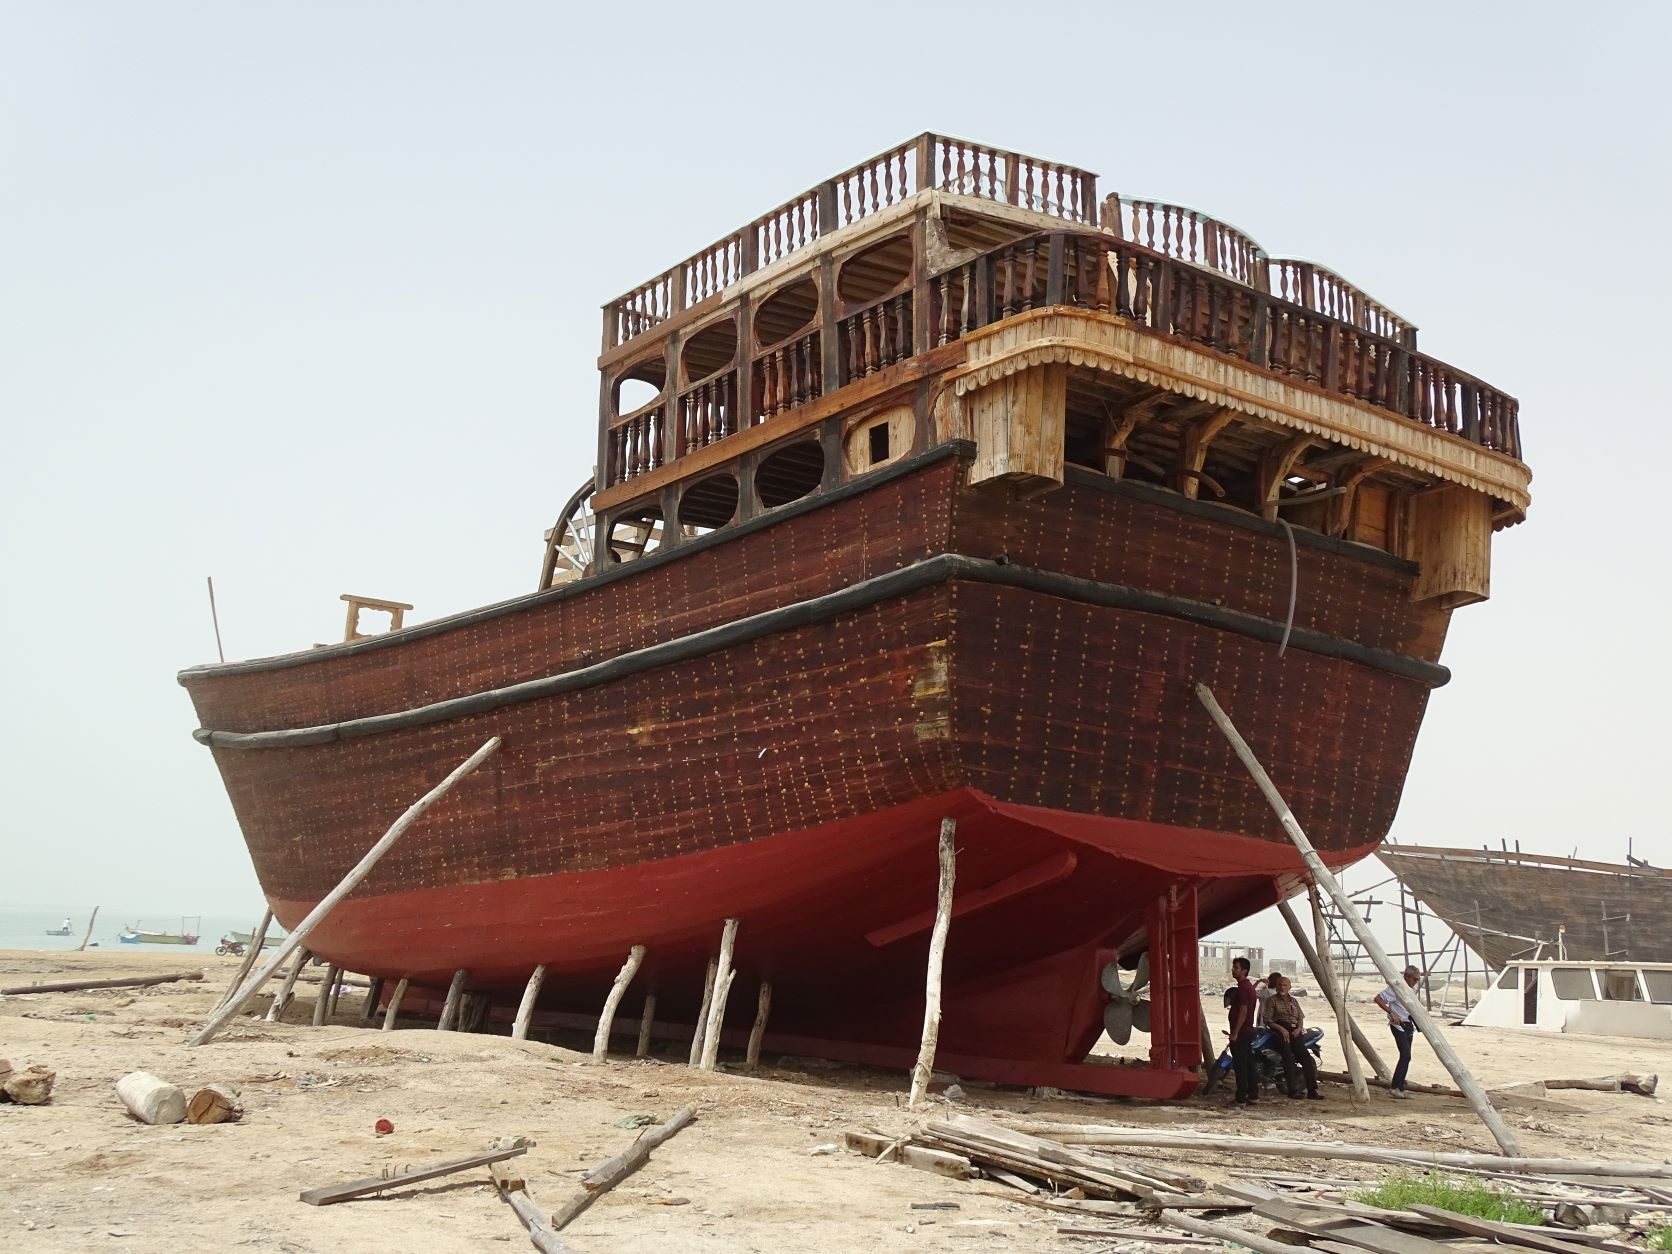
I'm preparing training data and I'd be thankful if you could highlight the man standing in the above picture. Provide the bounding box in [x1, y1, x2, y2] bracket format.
[1374, 965, 1423, 1098]
[1265, 976, 1321, 1100]
[1255, 971, 1282, 1027]
[1227, 956, 1259, 1104]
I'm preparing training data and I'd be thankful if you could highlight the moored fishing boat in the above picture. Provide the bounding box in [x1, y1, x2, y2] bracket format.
[120, 920, 201, 946]
[180, 134, 1531, 1097]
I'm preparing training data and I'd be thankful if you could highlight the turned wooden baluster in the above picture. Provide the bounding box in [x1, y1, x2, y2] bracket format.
[959, 267, 973, 335]
[936, 274, 952, 346]
[895, 294, 910, 363]
[803, 334, 818, 400]
[1022, 241, 1037, 312]
[861, 307, 878, 375]
[845, 314, 861, 382]
[1000, 249, 1016, 318]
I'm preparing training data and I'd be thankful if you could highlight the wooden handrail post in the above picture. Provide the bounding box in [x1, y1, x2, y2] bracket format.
[1193, 683, 1521, 1156]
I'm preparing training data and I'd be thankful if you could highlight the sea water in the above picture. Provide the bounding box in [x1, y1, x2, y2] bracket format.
[0, 904, 274, 953]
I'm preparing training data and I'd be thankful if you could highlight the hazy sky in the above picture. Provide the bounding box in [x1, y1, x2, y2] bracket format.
[4, 5, 1668, 955]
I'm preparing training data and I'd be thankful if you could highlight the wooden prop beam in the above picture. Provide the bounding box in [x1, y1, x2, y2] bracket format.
[1257, 434, 1319, 521]
[491, 1165, 575, 1253]
[437, 969, 469, 1031]
[218, 909, 271, 1008]
[381, 977, 409, 1031]
[77, 905, 101, 953]
[2, 970, 203, 996]
[313, 963, 341, 1026]
[687, 958, 718, 1066]
[266, 949, 309, 1022]
[594, 946, 645, 1061]
[512, 965, 546, 1041]
[635, 993, 656, 1057]
[699, 920, 739, 1071]
[300, 1145, 528, 1206]
[745, 982, 772, 1068]
[1178, 408, 1236, 501]
[190, 735, 502, 1046]
[359, 976, 384, 1024]
[1310, 886, 1368, 1103]
[551, 1107, 695, 1232]
[1193, 684, 1520, 1156]
[1276, 898, 1390, 1081]
[908, 817, 957, 1108]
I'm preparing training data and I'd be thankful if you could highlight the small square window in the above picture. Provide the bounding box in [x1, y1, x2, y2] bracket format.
[868, 423, 891, 465]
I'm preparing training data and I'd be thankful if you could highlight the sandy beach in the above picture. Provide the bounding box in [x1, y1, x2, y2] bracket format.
[3, 948, 1668, 1253]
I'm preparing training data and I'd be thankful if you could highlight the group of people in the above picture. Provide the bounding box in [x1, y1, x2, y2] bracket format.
[1223, 956, 1425, 1104]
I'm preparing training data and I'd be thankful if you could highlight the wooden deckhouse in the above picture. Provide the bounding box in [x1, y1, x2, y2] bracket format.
[183, 134, 1529, 1099]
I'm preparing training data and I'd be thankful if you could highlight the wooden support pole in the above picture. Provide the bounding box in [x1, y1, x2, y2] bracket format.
[266, 948, 310, 1022]
[745, 982, 772, 1069]
[190, 735, 503, 1046]
[313, 963, 341, 1026]
[1276, 898, 1390, 1081]
[699, 919, 739, 1071]
[636, 993, 656, 1058]
[908, 817, 957, 1108]
[437, 969, 469, 1031]
[687, 957, 718, 1066]
[218, 909, 272, 1009]
[1193, 683, 1520, 1156]
[1309, 887, 1368, 1104]
[2, 970, 204, 996]
[512, 965, 546, 1042]
[593, 945, 646, 1061]
[77, 905, 100, 953]
[381, 977, 409, 1031]
[359, 976, 384, 1024]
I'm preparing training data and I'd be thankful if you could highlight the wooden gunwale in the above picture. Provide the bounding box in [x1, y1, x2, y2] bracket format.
[179, 441, 1415, 682]
[192, 552, 1450, 752]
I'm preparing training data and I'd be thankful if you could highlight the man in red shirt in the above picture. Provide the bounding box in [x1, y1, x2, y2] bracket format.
[1227, 956, 1259, 1104]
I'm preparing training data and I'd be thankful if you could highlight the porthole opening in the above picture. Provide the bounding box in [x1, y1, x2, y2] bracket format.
[755, 277, 819, 348]
[615, 358, 667, 417]
[757, 440, 825, 508]
[678, 473, 740, 534]
[838, 232, 914, 307]
[608, 506, 663, 564]
[680, 318, 739, 384]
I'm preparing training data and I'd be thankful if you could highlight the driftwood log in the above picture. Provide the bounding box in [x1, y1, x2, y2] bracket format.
[551, 1106, 695, 1231]
[2, 970, 204, 996]
[186, 1084, 243, 1124]
[490, 1161, 575, 1253]
[1544, 1074, 1657, 1097]
[116, 1071, 187, 1125]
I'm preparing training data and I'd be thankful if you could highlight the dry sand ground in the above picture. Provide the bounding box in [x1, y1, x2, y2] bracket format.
[3, 949, 1669, 1253]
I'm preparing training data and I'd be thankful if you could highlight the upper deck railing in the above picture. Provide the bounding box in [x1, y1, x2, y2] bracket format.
[604, 133, 1419, 355]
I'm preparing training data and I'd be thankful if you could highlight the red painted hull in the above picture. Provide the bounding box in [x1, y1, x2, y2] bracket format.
[272, 786, 1372, 1096]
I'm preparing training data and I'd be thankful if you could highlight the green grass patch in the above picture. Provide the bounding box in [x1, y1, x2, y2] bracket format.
[1647, 1225, 1672, 1253]
[1354, 1171, 1545, 1226]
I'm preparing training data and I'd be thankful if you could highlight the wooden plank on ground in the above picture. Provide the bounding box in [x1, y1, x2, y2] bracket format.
[299, 1146, 527, 1206]
[1405, 1205, 1613, 1254]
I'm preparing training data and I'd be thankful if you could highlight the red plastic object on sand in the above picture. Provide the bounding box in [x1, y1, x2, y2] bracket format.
[374, 1118, 394, 1136]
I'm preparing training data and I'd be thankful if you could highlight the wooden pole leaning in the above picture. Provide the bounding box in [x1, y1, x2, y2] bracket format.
[636, 994, 656, 1058]
[699, 919, 740, 1071]
[437, 969, 469, 1031]
[267, 950, 310, 1023]
[908, 817, 957, 1109]
[382, 977, 410, 1031]
[1309, 888, 1368, 1104]
[1276, 897, 1389, 1081]
[512, 965, 547, 1041]
[190, 735, 503, 1047]
[77, 905, 101, 953]
[594, 946, 646, 1061]
[1193, 683, 1520, 1156]
[688, 958, 718, 1066]
[218, 908, 272, 1009]
[745, 982, 772, 1069]
[313, 963, 342, 1026]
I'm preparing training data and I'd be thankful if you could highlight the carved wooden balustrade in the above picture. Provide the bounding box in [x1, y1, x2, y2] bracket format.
[677, 370, 737, 457]
[753, 329, 822, 423]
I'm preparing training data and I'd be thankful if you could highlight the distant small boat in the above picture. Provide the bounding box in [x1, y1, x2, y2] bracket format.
[119, 918, 202, 946]
[43, 926, 73, 937]
[230, 929, 283, 948]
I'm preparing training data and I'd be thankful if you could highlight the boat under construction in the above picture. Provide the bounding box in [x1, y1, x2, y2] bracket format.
[179, 134, 1532, 1098]
[1379, 846, 1667, 970]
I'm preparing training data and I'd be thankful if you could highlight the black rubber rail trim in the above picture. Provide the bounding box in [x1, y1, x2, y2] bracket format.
[193, 555, 1449, 751]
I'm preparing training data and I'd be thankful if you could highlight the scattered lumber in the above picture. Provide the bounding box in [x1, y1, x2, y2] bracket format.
[490, 1161, 576, 1253]
[1543, 1074, 1657, 1097]
[1160, 1208, 1313, 1254]
[2, 970, 204, 996]
[116, 1071, 187, 1125]
[1012, 1123, 1672, 1179]
[299, 1145, 527, 1206]
[186, 1084, 243, 1125]
[1402, 1204, 1612, 1254]
[3, 1063, 55, 1104]
[551, 1106, 695, 1231]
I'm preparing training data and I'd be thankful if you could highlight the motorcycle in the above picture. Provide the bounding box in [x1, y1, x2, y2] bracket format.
[1201, 1024, 1324, 1096]
[214, 936, 246, 957]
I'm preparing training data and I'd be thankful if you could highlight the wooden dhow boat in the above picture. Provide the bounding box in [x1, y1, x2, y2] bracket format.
[180, 135, 1531, 1097]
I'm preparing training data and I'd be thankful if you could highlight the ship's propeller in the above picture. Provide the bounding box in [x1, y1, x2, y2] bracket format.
[1101, 952, 1151, 1045]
